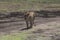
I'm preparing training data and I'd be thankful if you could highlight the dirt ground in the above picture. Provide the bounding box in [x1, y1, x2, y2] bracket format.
[0, 16, 60, 40]
[0, 17, 60, 33]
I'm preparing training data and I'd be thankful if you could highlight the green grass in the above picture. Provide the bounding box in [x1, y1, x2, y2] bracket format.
[0, 0, 60, 4]
[0, 0, 60, 12]
[0, 32, 28, 40]
[0, 30, 51, 40]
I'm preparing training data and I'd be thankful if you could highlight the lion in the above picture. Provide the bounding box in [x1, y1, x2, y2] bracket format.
[24, 11, 36, 29]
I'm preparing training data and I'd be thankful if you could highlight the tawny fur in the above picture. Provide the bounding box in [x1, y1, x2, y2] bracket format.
[24, 11, 35, 29]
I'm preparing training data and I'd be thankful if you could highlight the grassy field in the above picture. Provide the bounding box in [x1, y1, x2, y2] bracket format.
[0, 0, 60, 40]
[0, 0, 60, 3]
[0, 0, 60, 12]
[0, 31, 29, 40]
[0, 33, 26, 40]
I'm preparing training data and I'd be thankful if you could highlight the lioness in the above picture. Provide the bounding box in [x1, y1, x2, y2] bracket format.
[24, 11, 36, 29]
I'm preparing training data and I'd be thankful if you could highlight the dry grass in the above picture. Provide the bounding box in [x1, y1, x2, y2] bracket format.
[0, 2, 60, 12]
